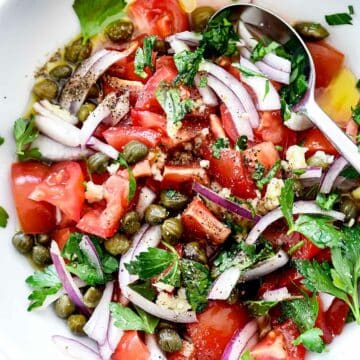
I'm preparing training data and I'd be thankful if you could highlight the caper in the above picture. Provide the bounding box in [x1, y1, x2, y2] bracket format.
[87, 83, 100, 99]
[77, 102, 96, 122]
[87, 153, 109, 173]
[294, 22, 329, 41]
[161, 218, 183, 245]
[83, 287, 102, 308]
[32, 79, 58, 100]
[12, 232, 34, 254]
[65, 38, 92, 64]
[121, 211, 141, 235]
[123, 141, 149, 165]
[160, 189, 188, 211]
[227, 287, 240, 305]
[105, 234, 131, 256]
[191, 6, 216, 32]
[340, 196, 358, 221]
[145, 205, 169, 225]
[157, 328, 183, 353]
[36, 233, 51, 246]
[67, 314, 87, 335]
[55, 294, 75, 319]
[106, 20, 134, 42]
[32, 245, 51, 265]
[49, 64, 72, 80]
[183, 242, 208, 265]
[157, 320, 178, 331]
[153, 39, 169, 55]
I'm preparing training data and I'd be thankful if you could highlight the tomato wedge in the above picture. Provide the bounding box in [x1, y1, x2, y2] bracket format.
[11, 162, 56, 234]
[244, 141, 280, 171]
[131, 109, 167, 131]
[162, 165, 210, 186]
[220, 104, 239, 143]
[112, 331, 150, 360]
[300, 128, 338, 156]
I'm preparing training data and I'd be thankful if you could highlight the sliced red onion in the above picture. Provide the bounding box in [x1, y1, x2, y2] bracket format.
[126, 286, 197, 323]
[206, 75, 254, 140]
[240, 47, 290, 84]
[299, 167, 322, 180]
[98, 341, 113, 360]
[34, 100, 78, 125]
[208, 267, 241, 300]
[320, 157, 348, 194]
[107, 316, 124, 352]
[52, 336, 101, 360]
[107, 92, 130, 126]
[173, 31, 202, 46]
[201, 61, 259, 128]
[246, 201, 345, 244]
[194, 74, 219, 107]
[79, 235, 103, 279]
[84, 281, 114, 345]
[221, 320, 258, 360]
[50, 241, 90, 316]
[319, 292, 335, 312]
[168, 38, 190, 53]
[242, 250, 289, 281]
[238, 21, 291, 73]
[87, 137, 119, 160]
[74, 49, 110, 78]
[31, 135, 93, 161]
[193, 182, 261, 221]
[136, 187, 156, 219]
[262, 287, 291, 302]
[145, 334, 167, 360]
[284, 112, 313, 131]
[245, 333, 259, 351]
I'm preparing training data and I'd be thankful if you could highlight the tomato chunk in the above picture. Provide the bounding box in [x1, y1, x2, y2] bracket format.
[131, 109, 167, 131]
[11, 162, 56, 234]
[300, 128, 338, 156]
[220, 104, 239, 143]
[162, 165, 209, 186]
[112, 331, 149, 360]
[182, 197, 231, 244]
[244, 141, 280, 171]
[52, 227, 71, 251]
[326, 298, 349, 337]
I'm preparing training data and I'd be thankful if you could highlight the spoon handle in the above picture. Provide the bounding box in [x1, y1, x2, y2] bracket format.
[305, 98, 359, 172]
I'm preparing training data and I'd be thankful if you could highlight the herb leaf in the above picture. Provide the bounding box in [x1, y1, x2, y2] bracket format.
[315, 192, 339, 211]
[325, 12, 353, 26]
[212, 138, 230, 159]
[0, 137, 4, 146]
[235, 135, 248, 151]
[174, 47, 204, 86]
[0, 206, 9, 228]
[134, 36, 157, 78]
[352, 103, 360, 125]
[251, 40, 280, 62]
[116, 153, 137, 200]
[256, 160, 281, 190]
[245, 300, 278, 316]
[280, 178, 295, 230]
[129, 281, 156, 301]
[233, 63, 267, 78]
[293, 328, 326, 353]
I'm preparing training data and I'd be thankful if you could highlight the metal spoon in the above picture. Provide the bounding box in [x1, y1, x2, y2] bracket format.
[210, 3, 360, 173]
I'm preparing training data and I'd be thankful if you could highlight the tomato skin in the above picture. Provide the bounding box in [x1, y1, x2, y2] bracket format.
[52, 227, 71, 251]
[11, 162, 56, 234]
[210, 114, 226, 139]
[29, 161, 85, 222]
[187, 301, 249, 360]
[112, 331, 150, 360]
[307, 41, 344, 89]
[250, 330, 288, 360]
[300, 128, 338, 156]
[326, 298, 349, 336]
[103, 126, 161, 150]
[244, 141, 280, 171]
[162, 165, 210, 187]
[131, 109, 166, 131]
[220, 104, 239, 143]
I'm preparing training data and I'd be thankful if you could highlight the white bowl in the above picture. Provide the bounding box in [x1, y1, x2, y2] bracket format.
[0, 0, 359, 359]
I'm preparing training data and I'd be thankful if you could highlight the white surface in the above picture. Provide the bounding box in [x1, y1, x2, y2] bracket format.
[0, 0, 359, 359]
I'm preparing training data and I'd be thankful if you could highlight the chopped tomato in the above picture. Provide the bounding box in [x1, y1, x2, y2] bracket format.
[131, 109, 166, 131]
[326, 298, 349, 337]
[103, 76, 144, 105]
[29, 161, 84, 222]
[307, 41, 344, 89]
[300, 128, 338, 156]
[52, 227, 71, 251]
[210, 114, 226, 139]
[187, 301, 249, 360]
[181, 197, 231, 244]
[112, 331, 149, 360]
[156, 56, 176, 70]
[220, 104, 239, 143]
[244, 141, 280, 171]
[129, 0, 189, 38]
[315, 296, 334, 344]
[250, 330, 288, 360]
[103, 126, 161, 150]
[168, 340, 196, 360]
[11, 162, 56, 234]
[163, 165, 210, 186]
[77, 175, 129, 238]
[132, 159, 152, 178]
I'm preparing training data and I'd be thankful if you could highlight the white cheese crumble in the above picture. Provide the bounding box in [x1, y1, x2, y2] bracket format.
[85, 181, 104, 203]
[307, 151, 334, 168]
[153, 282, 175, 293]
[286, 145, 308, 170]
[107, 163, 120, 175]
[156, 288, 192, 313]
[199, 159, 210, 169]
[263, 178, 284, 211]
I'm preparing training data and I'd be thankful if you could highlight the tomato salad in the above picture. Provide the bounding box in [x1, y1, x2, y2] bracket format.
[8, 1, 360, 359]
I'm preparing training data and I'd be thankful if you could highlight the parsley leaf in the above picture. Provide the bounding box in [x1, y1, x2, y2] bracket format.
[0, 206, 9, 228]
[235, 135, 248, 151]
[256, 160, 281, 190]
[25, 265, 62, 311]
[251, 40, 281, 62]
[252, 161, 266, 181]
[0, 137, 4, 146]
[134, 36, 157, 78]
[280, 178, 295, 230]
[110, 302, 159, 333]
[116, 153, 136, 200]
[174, 47, 204, 86]
[73, 0, 127, 42]
[233, 63, 267, 78]
[128, 281, 156, 301]
[212, 138, 230, 159]
[315, 192, 339, 211]
[340, 166, 359, 179]
[245, 300, 279, 316]
[352, 103, 360, 125]
[325, 12, 353, 26]
[293, 328, 325, 353]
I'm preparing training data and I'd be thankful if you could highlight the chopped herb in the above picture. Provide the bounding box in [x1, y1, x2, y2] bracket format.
[116, 153, 137, 200]
[275, 145, 284, 152]
[0, 137, 4, 146]
[240, 350, 254, 360]
[292, 169, 306, 176]
[174, 47, 204, 86]
[352, 103, 360, 125]
[293, 328, 325, 353]
[325, 11, 353, 26]
[235, 135, 248, 151]
[134, 35, 157, 78]
[281, 98, 292, 121]
[251, 161, 266, 181]
[232, 63, 266, 78]
[279, 178, 295, 230]
[0, 206, 9, 228]
[349, 5, 355, 15]
[288, 240, 305, 255]
[315, 192, 339, 211]
[256, 160, 281, 190]
[245, 300, 279, 316]
[128, 281, 156, 301]
[199, 75, 208, 88]
[251, 40, 280, 62]
[340, 166, 359, 179]
[212, 137, 230, 159]
[264, 80, 270, 100]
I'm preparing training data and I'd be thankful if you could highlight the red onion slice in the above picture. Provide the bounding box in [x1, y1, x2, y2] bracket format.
[34, 100, 78, 125]
[194, 74, 219, 107]
[168, 38, 191, 53]
[221, 320, 258, 360]
[79, 235, 103, 279]
[320, 157, 348, 194]
[52, 335, 101, 360]
[74, 49, 110, 78]
[206, 75, 254, 140]
[106, 92, 130, 126]
[208, 267, 241, 300]
[136, 187, 157, 219]
[334, 176, 359, 191]
[145, 334, 167, 360]
[173, 31, 202, 45]
[87, 137, 119, 160]
[262, 287, 291, 302]
[239, 57, 281, 111]
[193, 182, 261, 221]
[245, 333, 259, 351]
[50, 241, 90, 316]
[107, 316, 124, 352]
[246, 201, 345, 244]
[98, 341, 112, 360]
[299, 167, 323, 180]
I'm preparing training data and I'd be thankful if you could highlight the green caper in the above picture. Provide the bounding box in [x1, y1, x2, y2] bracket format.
[153, 39, 169, 55]
[183, 242, 208, 265]
[294, 22, 329, 41]
[36, 233, 51, 246]
[227, 287, 240, 305]
[32, 79, 58, 100]
[106, 20, 134, 42]
[157, 328, 183, 353]
[32, 245, 51, 265]
[87, 84, 100, 99]
[83, 287, 102, 308]
[121, 211, 141, 235]
[77, 102, 96, 122]
[12, 232, 34, 254]
[105, 234, 131, 256]
[161, 218, 183, 245]
[160, 189, 188, 211]
[340, 196, 358, 221]
[65, 38, 92, 64]
[123, 141, 149, 165]
[55, 294, 75, 319]
[87, 153, 110, 173]
[67, 314, 87, 335]
[191, 6, 216, 32]
[157, 320, 178, 331]
[49, 64, 72, 80]
[145, 205, 169, 225]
